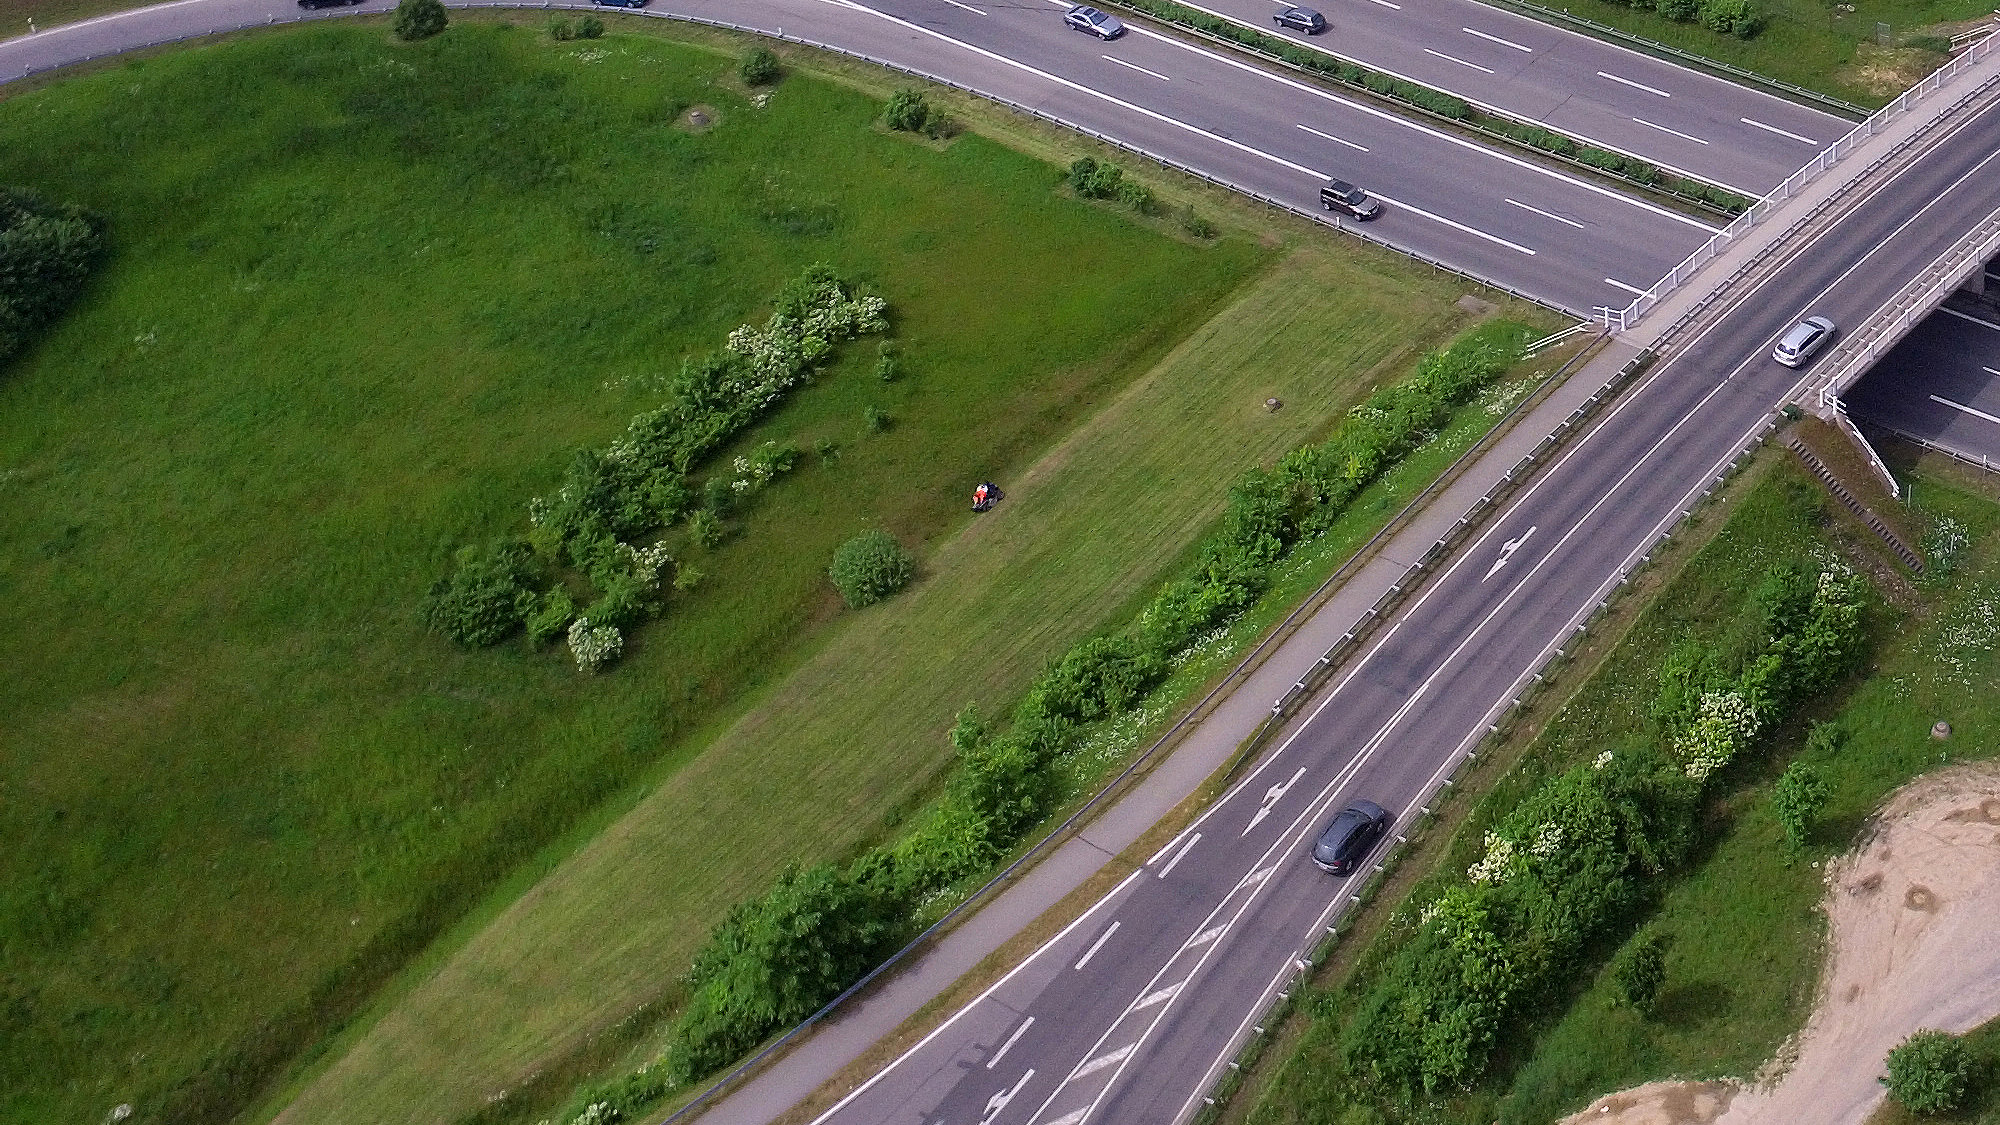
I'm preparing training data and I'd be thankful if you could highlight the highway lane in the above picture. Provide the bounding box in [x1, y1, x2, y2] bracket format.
[810, 92, 2000, 1125]
[0, 0, 1718, 313]
[1847, 299, 2000, 464]
[1168, 0, 1847, 195]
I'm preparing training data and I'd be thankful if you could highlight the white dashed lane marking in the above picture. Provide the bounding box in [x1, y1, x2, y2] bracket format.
[1598, 69, 1672, 97]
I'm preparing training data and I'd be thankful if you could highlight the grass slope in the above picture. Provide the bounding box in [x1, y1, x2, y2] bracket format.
[0, 23, 1267, 1124]
[272, 248, 1499, 1125]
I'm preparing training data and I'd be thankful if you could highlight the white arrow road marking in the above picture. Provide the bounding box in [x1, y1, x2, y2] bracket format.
[988, 1017, 1035, 1069]
[1243, 766, 1308, 835]
[982, 1068, 1035, 1125]
[1483, 525, 1537, 581]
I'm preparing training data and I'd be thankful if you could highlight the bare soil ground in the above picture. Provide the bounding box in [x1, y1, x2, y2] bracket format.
[1561, 761, 2000, 1125]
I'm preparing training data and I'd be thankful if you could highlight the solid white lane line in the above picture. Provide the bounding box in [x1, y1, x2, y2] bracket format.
[938, 0, 988, 14]
[1931, 395, 2000, 426]
[1369, 191, 1537, 254]
[1943, 306, 2000, 332]
[1598, 69, 1672, 97]
[1129, 23, 1719, 231]
[1101, 53, 1171, 81]
[1072, 1043, 1137, 1080]
[1505, 197, 1586, 229]
[1424, 46, 1495, 73]
[1134, 982, 1183, 1010]
[1074, 921, 1120, 971]
[1631, 116, 1710, 145]
[1463, 26, 1534, 51]
[1603, 277, 1648, 296]
[1157, 832, 1201, 879]
[987, 1019, 1036, 1069]
[1297, 122, 1369, 152]
[1740, 116, 1818, 144]
[818, 0, 1328, 181]
[805, 866, 1145, 1125]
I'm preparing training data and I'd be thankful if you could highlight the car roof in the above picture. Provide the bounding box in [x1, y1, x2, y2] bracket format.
[1325, 178, 1359, 193]
[1779, 319, 1827, 348]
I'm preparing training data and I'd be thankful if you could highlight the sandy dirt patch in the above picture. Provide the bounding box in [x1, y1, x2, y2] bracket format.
[1562, 762, 2000, 1125]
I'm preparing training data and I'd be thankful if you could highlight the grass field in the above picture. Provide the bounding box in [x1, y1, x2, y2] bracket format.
[0, 22, 1276, 1125]
[1506, 0, 1994, 105]
[1238, 451, 2000, 1125]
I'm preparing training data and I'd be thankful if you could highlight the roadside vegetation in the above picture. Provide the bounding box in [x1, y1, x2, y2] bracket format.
[0, 22, 1265, 1125]
[1236, 451, 2000, 1125]
[1875, 1020, 2000, 1123]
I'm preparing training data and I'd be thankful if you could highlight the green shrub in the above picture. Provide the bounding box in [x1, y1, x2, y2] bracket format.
[526, 587, 577, 646]
[422, 540, 536, 647]
[576, 15, 604, 39]
[1698, 0, 1763, 37]
[1179, 206, 1218, 239]
[688, 509, 724, 550]
[1068, 157, 1126, 200]
[741, 47, 781, 85]
[829, 530, 915, 609]
[392, 0, 447, 41]
[864, 404, 891, 432]
[885, 89, 931, 132]
[1611, 931, 1670, 1015]
[1116, 178, 1162, 215]
[547, 17, 574, 40]
[1884, 1030, 1972, 1114]
[1655, 0, 1700, 19]
[0, 188, 107, 368]
[875, 340, 900, 382]
[1772, 760, 1828, 849]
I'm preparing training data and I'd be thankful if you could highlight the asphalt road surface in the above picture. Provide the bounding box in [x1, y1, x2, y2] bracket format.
[809, 94, 2000, 1125]
[0, 0, 1732, 314]
[1846, 295, 2000, 466]
[1159, 0, 1847, 194]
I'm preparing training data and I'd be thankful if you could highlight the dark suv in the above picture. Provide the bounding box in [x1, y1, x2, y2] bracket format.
[1312, 800, 1391, 875]
[1320, 179, 1382, 220]
[1274, 5, 1326, 32]
[297, 0, 365, 9]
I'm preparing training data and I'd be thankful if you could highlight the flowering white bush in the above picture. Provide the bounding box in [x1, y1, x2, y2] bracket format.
[1467, 831, 1517, 884]
[622, 542, 673, 588]
[1678, 689, 1758, 782]
[1592, 749, 1615, 770]
[1528, 822, 1565, 861]
[1925, 517, 1969, 573]
[722, 277, 888, 408]
[568, 617, 624, 672]
[569, 1103, 619, 1125]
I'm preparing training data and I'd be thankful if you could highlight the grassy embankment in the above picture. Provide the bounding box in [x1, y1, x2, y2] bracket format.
[1236, 446, 2000, 1125]
[0, 22, 1269, 1125]
[0, 18, 1556, 1125]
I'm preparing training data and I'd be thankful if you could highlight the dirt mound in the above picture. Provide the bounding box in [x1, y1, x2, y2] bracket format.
[1562, 762, 2000, 1125]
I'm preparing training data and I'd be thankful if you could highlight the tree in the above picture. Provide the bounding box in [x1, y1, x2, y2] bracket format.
[0, 188, 107, 368]
[393, 0, 447, 42]
[1883, 1029, 1972, 1114]
[740, 47, 781, 86]
[884, 89, 931, 132]
[1611, 931, 1670, 1016]
[1772, 760, 1829, 850]
[829, 530, 915, 608]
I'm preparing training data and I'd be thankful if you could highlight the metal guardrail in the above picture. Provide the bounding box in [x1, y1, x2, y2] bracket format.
[1525, 322, 1594, 355]
[1595, 33, 2000, 333]
[1880, 425, 2000, 475]
[1189, 355, 1800, 1125]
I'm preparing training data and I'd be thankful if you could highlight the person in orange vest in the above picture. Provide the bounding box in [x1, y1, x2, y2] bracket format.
[972, 482, 1002, 512]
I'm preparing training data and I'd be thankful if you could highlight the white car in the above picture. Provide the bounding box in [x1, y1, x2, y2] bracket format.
[1773, 316, 1835, 368]
[1065, 5, 1126, 39]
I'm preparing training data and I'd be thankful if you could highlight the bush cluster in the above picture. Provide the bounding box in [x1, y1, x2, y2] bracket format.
[1067, 158, 1161, 214]
[656, 323, 1529, 1087]
[1343, 556, 1868, 1094]
[883, 90, 959, 139]
[740, 47, 782, 86]
[0, 187, 107, 369]
[428, 266, 887, 667]
[829, 531, 916, 609]
[1884, 1029, 1972, 1114]
[392, 0, 447, 41]
[1110, 0, 1750, 211]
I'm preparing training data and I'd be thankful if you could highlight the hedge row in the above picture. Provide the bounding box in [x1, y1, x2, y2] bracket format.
[1110, 0, 1751, 214]
[653, 321, 1530, 1088]
[1342, 556, 1867, 1094]
[0, 187, 107, 369]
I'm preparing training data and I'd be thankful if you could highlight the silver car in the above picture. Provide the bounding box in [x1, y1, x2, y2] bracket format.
[1773, 316, 1835, 368]
[1065, 5, 1125, 39]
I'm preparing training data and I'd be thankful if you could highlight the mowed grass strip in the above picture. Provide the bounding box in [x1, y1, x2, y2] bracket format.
[273, 248, 1483, 1125]
[0, 23, 1268, 1124]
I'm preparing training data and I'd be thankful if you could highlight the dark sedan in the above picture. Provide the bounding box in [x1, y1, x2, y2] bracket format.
[1312, 799, 1392, 875]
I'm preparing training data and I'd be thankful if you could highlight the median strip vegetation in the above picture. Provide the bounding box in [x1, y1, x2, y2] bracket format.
[1241, 452, 2000, 1125]
[1106, 0, 1754, 214]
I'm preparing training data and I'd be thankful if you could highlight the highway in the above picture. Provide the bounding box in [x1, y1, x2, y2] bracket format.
[1159, 0, 1847, 193]
[807, 93, 2000, 1125]
[1847, 297, 2000, 465]
[2, 0, 1739, 315]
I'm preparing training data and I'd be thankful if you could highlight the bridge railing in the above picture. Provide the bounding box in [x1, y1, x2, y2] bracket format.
[1596, 33, 2000, 333]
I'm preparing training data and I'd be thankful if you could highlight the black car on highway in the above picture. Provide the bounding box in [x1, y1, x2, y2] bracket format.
[1312, 800, 1391, 875]
[1273, 5, 1327, 32]
[297, 0, 364, 9]
[1320, 179, 1383, 220]
[1065, 5, 1126, 39]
